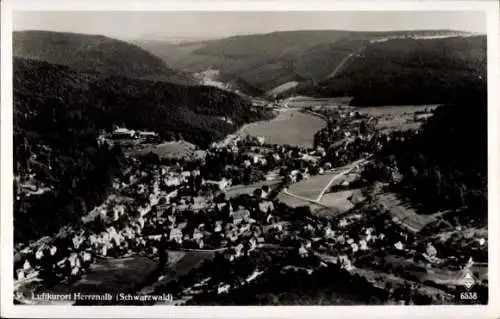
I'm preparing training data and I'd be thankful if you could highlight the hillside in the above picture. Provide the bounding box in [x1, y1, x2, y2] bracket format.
[13, 57, 273, 244]
[362, 88, 487, 226]
[135, 30, 472, 94]
[14, 57, 271, 148]
[132, 40, 206, 67]
[13, 30, 194, 85]
[297, 35, 486, 106]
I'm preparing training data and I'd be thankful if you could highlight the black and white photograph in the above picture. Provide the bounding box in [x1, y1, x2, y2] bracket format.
[1, 1, 499, 318]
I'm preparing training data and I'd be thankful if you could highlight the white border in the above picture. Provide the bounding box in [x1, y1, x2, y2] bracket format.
[1, 1, 499, 318]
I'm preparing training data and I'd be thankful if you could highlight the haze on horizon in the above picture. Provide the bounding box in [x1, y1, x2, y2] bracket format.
[13, 11, 485, 41]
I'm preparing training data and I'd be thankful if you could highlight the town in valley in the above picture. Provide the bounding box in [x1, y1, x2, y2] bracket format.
[11, 11, 488, 306]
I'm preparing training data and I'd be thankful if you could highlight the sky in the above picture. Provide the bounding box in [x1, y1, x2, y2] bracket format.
[13, 11, 486, 40]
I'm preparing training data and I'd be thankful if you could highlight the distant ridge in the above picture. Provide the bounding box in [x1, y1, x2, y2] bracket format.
[135, 29, 474, 95]
[13, 30, 194, 85]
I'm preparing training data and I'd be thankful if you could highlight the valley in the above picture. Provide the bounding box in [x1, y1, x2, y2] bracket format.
[11, 25, 488, 307]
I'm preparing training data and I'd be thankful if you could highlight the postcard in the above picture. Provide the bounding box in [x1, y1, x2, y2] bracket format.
[1, 1, 499, 318]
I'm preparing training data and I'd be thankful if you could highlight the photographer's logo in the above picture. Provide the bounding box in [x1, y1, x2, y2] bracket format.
[460, 269, 475, 290]
[455, 259, 482, 304]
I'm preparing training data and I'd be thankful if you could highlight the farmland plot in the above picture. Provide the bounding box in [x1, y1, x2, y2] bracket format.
[319, 190, 356, 213]
[354, 105, 439, 134]
[375, 192, 440, 234]
[276, 193, 325, 213]
[287, 173, 335, 200]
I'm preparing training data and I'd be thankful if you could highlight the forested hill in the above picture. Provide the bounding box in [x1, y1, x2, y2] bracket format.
[296, 35, 486, 106]
[13, 57, 272, 244]
[364, 89, 487, 227]
[14, 57, 271, 148]
[13, 30, 194, 85]
[141, 29, 472, 94]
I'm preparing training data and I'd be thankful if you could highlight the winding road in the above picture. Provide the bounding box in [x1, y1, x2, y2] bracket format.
[282, 157, 370, 206]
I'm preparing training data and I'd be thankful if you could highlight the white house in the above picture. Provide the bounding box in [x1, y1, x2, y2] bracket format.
[324, 228, 335, 239]
[214, 221, 223, 233]
[193, 229, 204, 241]
[394, 241, 404, 250]
[351, 243, 359, 253]
[217, 284, 231, 294]
[258, 201, 274, 213]
[23, 260, 32, 272]
[112, 127, 137, 139]
[359, 240, 368, 251]
[169, 228, 183, 244]
[298, 245, 308, 258]
[232, 209, 250, 225]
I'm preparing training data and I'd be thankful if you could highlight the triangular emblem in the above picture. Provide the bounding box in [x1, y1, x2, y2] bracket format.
[459, 269, 476, 290]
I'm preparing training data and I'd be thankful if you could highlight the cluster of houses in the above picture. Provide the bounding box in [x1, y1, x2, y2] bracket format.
[14, 174, 52, 199]
[14, 233, 94, 283]
[13, 149, 290, 288]
[97, 127, 160, 146]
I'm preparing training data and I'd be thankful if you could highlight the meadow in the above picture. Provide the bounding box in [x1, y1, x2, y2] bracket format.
[287, 173, 334, 200]
[319, 190, 356, 213]
[355, 105, 438, 134]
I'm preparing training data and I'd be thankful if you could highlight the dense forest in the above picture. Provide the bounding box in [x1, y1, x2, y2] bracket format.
[297, 36, 486, 106]
[363, 88, 487, 225]
[14, 58, 272, 148]
[13, 30, 194, 85]
[13, 57, 273, 244]
[142, 29, 468, 93]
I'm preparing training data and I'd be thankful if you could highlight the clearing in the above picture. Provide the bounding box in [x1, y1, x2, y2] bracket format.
[375, 191, 443, 234]
[354, 105, 439, 134]
[284, 96, 351, 108]
[132, 141, 207, 161]
[287, 173, 335, 200]
[276, 192, 325, 213]
[319, 190, 356, 213]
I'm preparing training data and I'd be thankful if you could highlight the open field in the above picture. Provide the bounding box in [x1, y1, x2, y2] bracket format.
[224, 180, 281, 198]
[355, 105, 439, 134]
[287, 173, 335, 200]
[355, 105, 439, 116]
[276, 193, 325, 213]
[237, 108, 326, 148]
[319, 190, 356, 212]
[284, 96, 352, 108]
[131, 141, 207, 161]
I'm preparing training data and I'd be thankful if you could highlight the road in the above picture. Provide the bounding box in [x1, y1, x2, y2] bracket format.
[315, 158, 368, 201]
[282, 157, 370, 206]
[324, 46, 367, 80]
